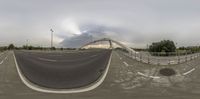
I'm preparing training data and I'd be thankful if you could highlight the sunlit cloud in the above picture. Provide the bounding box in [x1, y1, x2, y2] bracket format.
[61, 18, 82, 35]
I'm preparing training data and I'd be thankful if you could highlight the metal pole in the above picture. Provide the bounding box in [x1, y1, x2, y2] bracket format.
[185, 51, 187, 62]
[26, 39, 28, 46]
[178, 52, 180, 64]
[50, 29, 54, 48]
[109, 40, 113, 49]
[130, 51, 133, 58]
[148, 54, 150, 64]
[135, 51, 137, 60]
[26, 39, 29, 50]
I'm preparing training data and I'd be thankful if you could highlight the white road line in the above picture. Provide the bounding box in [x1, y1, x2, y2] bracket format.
[0, 52, 5, 57]
[0, 60, 3, 64]
[123, 61, 129, 67]
[4, 56, 8, 60]
[13, 51, 113, 93]
[183, 68, 196, 76]
[149, 76, 160, 79]
[170, 61, 175, 63]
[38, 57, 57, 62]
[137, 72, 148, 77]
[0, 55, 8, 65]
[137, 72, 160, 79]
[1, 51, 5, 54]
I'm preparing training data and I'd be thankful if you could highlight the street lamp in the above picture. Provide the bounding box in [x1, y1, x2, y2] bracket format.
[26, 39, 29, 46]
[50, 29, 54, 48]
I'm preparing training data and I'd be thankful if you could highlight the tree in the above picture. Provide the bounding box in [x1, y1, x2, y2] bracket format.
[28, 46, 33, 50]
[51, 47, 56, 50]
[22, 45, 28, 49]
[8, 44, 15, 50]
[149, 40, 176, 53]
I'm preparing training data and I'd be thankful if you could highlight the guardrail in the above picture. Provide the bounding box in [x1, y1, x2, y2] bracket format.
[122, 51, 200, 65]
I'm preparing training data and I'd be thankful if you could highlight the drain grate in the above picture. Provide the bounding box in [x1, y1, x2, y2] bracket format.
[159, 68, 176, 76]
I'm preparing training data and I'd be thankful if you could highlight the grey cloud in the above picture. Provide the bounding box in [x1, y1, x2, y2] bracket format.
[0, 0, 200, 47]
[60, 23, 120, 48]
[61, 33, 93, 48]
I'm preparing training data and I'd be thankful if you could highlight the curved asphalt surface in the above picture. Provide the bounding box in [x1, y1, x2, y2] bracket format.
[1, 50, 200, 98]
[14, 49, 112, 89]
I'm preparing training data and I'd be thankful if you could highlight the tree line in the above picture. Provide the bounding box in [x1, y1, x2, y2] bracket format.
[148, 40, 200, 56]
[0, 44, 77, 51]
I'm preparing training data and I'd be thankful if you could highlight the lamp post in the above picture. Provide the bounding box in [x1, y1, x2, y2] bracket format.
[26, 39, 29, 47]
[50, 29, 54, 48]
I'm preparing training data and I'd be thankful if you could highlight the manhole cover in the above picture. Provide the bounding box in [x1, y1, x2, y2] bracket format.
[159, 68, 176, 76]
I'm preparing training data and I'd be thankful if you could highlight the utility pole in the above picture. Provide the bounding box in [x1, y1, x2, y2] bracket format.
[50, 29, 54, 48]
[26, 39, 29, 46]
[25, 39, 29, 50]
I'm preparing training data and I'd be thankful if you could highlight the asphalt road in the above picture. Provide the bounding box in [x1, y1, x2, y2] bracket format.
[1, 50, 200, 99]
[14, 49, 112, 89]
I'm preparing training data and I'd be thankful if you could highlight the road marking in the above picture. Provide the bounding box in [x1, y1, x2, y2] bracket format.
[0, 55, 8, 65]
[123, 61, 129, 67]
[137, 72, 148, 77]
[4, 56, 8, 60]
[149, 76, 160, 79]
[170, 61, 175, 63]
[0, 60, 3, 64]
[183, 68, 195, 75]
[0, 52, 5, 57]
[38, 57, 57, 62]
[13, 51, 113, 93]
[137, 72, 160, 79]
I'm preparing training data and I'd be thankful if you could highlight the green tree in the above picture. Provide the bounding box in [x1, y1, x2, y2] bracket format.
[51, 47, 56, 50]
[149, 40, 176, 53]
[28, 46, 33, 50]
[8, 44, 15, 50]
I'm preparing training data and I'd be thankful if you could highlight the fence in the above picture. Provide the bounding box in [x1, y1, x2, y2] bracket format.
[123, 51, 200, 65]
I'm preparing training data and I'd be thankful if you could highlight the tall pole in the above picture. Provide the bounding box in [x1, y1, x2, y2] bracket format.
[50, 29, 54, 48]
[26, 39, 29, 50]
[26, 39, 28, 46]
[109, 40, 113, 49]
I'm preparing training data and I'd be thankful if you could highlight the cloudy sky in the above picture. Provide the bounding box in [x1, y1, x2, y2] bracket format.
[0, 0, 200, 48]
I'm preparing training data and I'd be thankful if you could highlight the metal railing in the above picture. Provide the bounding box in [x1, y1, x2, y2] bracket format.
[122, 51, 200, 65]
